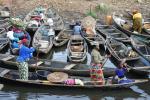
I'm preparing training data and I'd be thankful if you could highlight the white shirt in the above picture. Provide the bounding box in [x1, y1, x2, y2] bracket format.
[7, 31, 14, 40]
[47, 18, 53, 26]
[48, 28, 55, 36]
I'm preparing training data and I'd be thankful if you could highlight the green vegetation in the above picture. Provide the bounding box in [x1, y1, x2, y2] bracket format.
[85, 3, 111, 19]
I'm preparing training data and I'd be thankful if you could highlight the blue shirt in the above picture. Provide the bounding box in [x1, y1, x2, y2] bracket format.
[16, 45, 35, 63]
[115, 68, 126, 78]
[73, 25, 81, 35]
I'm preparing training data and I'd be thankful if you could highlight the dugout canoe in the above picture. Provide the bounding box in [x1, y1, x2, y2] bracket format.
[32, 24, 54, 54]
[0, 54, 116, 77]
[53, 30, 71, 47]
[112, 14, 150, 37]
[0, 67, 148, 89]
[106, 38, 140, 62]
[96, 21, 131, 43]
[67, 35, 88, 62]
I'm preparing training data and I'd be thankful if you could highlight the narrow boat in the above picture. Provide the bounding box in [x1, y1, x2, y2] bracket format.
[0, 28, 9, 51]
[9, 31, 31, 55]
[96, 21, 131, 43]
[32, 24, 54, 54]
[46, 8, 64, 31]
[106, 38, 140, 62]
[0, 67, 148, 89]
[81, 31, 105, 46]
[23, 6, 47, 32]
[130, 35, 150, 62]
[112, 14, 150, 37]
[67, 35, 88, 62]
[53, 30, 71, 47]
[0, 54, 115, 77]
[24, 6, 64, 32]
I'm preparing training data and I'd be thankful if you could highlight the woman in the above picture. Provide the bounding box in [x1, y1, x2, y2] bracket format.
[90, 43, 105, 85]
[16, 39, 35, 80]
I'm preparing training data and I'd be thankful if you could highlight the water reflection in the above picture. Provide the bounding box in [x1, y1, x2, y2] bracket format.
[1, 84, 150, 100]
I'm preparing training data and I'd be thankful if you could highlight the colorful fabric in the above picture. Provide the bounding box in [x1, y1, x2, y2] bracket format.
[17, 62, 28, 80]
[90, 64, 105, 84]
[13, 32, 25, 39]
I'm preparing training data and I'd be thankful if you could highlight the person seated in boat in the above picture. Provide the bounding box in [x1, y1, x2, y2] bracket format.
[28, 19, 39, 27]
[114, 59, 133, 84]
[12, 27, 25, 40]
[90, 42, 105, 85]
[132, 9, 142, 33]
[73, 22, 81, 35]
[16, 39, 35, 80]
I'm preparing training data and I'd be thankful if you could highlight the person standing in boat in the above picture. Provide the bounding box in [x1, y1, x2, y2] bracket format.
[16, 39, 35, 80]
[73, 22, 81, 35]
[90, 42, 105, 85]
[132, 10, 142, 33]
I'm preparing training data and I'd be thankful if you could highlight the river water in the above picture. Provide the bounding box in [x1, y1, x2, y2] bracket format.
[0, 43, 150, 100]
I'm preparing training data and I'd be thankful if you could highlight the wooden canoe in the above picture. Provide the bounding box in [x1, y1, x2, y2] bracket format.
[23, 6, 47, 32]
[112, 14, 150, 37]
[96, 21, 131, 43]
[67, 35, 88, 62]
[9, 31, 31, 55]
[0, 54, 115, 77]
[0, 67, 148, 89]
[32, 24, 54, 54]
[81, 29, 105, 46]
[106, 38, 140, 62]
[0, 28, 9, 51]
[53, 30, 71, 47]
[130, 35, 150, 63]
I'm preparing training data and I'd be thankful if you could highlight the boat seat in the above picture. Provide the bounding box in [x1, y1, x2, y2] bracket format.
[0, 69, 10, 77]
[1, 55, 15, 61]
[110, 33, 121, 35]
[31, 61, 43, 66]
[70, 45, 83, 52]
[38, 40, 49, 48]
[71, 42, 83, 45]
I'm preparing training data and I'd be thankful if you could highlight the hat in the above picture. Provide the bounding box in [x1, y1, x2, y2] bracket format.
[21, 38, 27, 44]
[47, 72, 68, 83]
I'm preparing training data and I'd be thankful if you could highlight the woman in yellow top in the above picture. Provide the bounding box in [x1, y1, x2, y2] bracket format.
[132, 10, 142, 33]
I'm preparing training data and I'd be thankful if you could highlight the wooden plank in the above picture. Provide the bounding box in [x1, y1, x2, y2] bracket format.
[1, 55, 15, 61]
[0, 69, 10, 77]
[31, 61, 43, 66]
[64, 64, 76, 70]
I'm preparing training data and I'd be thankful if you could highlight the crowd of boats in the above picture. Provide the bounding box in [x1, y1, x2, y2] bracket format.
[0, 5, 149, 90]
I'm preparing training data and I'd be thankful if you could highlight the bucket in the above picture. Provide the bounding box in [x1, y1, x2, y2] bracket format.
[105, 15, 112, 25]
[36, 70, 51, 80]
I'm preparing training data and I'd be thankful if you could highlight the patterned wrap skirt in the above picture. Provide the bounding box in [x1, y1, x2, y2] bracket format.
[17, 62, 28, 80]
[90, 64, 105, 84]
